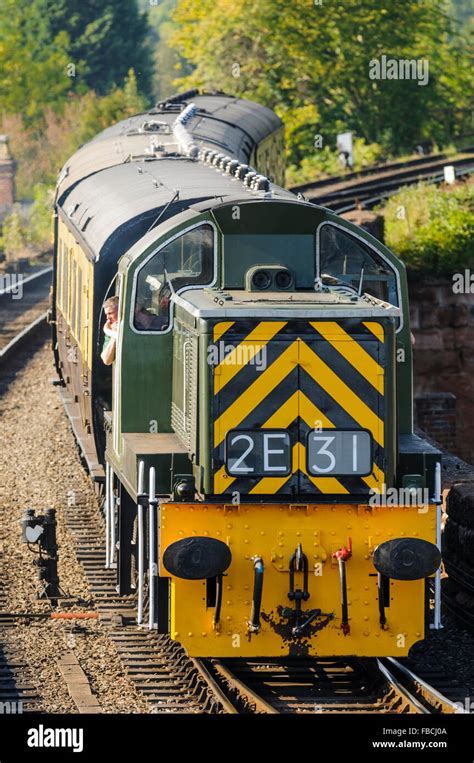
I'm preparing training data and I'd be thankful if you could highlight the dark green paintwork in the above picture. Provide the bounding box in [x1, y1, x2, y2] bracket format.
[109, 198, 414, 496]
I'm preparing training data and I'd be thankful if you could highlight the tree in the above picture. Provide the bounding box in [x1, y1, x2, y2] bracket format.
[0, 0, 152, 125]
[0, 0, 73, 124]
[139, 0, 192, 101]
[171, 0, 473, 164]
[42, 0, 153, 98]
[0, 71, 146, 202]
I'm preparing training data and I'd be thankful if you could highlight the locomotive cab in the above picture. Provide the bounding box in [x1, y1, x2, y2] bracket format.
[104, 198, 441, 657]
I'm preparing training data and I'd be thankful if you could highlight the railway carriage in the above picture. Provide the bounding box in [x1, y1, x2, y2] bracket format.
[51, 91, 442, 658]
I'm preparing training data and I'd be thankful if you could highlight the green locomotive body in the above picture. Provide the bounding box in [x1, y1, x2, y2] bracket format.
[52, 92, 442, 657]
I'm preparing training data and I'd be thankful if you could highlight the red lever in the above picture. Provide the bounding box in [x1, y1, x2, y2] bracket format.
[332, 538, 352, 636]
[332, 537, 352, 562]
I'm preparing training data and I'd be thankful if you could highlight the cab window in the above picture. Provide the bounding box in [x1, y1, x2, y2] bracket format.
[318, 224, 398, 306]
[133, 224, 214, 332]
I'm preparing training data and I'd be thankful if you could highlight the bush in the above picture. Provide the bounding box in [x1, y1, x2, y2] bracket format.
[0, 185, 54, 265]
[381, 181, 474, 274]
[286, 137, 387, 186]
[0, 70, 147, 201]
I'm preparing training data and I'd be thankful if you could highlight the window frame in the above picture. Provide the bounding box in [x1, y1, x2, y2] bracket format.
[316, 220, 403, 332]
[129, 220, 218, 336]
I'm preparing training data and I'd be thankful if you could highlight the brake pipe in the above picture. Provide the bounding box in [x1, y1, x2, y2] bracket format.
[213, 574, 223, 628]
[332, 538, 352, 636]
[248, 556, 264, 633]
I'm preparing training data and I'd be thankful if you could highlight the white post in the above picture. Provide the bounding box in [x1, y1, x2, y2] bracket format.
[433, 461, 443, 630]
[137, 460, 145, 626]
[148, 467, 157, 630]
[105, 462, 111, 569]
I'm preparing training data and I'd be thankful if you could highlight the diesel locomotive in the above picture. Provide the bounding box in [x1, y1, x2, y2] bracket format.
[51, 91, 442, 658]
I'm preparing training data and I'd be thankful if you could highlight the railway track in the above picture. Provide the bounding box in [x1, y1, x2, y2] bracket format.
[379, 658, 467, 714]
[200, 656, 467, 714]
[61, 488, 229, 713]
[0, 314, 468, 715]
[0, 241, 471, 717]
[0, 590, 43, 712]
[291, 150, 474, 213]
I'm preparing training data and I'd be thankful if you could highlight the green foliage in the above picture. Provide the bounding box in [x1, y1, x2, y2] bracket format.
[75, 70, 148, 144]
[140, 0, 191, 101]
[381, 182, 474, 274]
[0, 0, 152, 127]
[43, 0, 153, 98]
[171, 0, 473, 166]
[0, 0, 73, 124]
[28, 185, 54, 249]
[286, 138, 387, 185]
[0, 184, 54, 262]
[450, 0, 473, 25]
[1, 71, 147, 201]
[0, 206, 29, 263]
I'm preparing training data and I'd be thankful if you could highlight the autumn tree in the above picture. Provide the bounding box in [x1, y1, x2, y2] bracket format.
[171, 0, 473, 163]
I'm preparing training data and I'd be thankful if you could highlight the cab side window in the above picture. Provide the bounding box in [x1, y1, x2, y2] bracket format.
[133, 225, 214, 332]
[319, 224, 398, 306]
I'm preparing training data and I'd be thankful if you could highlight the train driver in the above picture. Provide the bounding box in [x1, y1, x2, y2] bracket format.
[101, 296, 119, 365]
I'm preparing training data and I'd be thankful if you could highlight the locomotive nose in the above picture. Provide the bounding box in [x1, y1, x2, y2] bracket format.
[373, 537, 441, 580]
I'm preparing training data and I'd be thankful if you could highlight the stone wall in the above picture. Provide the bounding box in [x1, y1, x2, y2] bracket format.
[409, 275, 474, 465]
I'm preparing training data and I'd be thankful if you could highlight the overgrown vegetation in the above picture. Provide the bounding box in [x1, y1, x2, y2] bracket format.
[0, 71, 146, 263]
[170, 0, 472, 167]
[0, 186, 53, 266]
[0, 0, 472, 271]
[381, 181, 474, 274]
[286, 138, 388, 185]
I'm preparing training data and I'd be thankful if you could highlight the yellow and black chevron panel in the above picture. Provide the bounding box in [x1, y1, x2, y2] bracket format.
[212, 319, 386, 496]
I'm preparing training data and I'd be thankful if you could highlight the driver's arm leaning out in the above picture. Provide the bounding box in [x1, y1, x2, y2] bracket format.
[101, 296, 119, 365]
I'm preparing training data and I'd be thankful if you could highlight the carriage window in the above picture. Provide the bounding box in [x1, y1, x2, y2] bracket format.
[319, 224, 398, 306]
[60, 243, 68, 314]
[75, 267, 82, 338]
[133, 225, 214, 331]
[56, 240, 63, 307]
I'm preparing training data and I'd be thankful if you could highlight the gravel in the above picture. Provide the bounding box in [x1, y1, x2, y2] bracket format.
[0, 336, 149, 713]
[2, 336, 474, 713]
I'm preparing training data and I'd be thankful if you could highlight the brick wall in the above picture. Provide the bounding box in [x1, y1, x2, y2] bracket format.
[415, 393, 456, 452]
[410, 275, 474, 465]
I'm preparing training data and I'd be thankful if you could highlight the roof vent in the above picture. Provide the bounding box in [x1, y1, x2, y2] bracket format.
[172, 103, 199, 158]
[219, 156, 232, 171]
[226, 160, 239, 175]
[235, 164, 249, 179]
[243, 171, 257, 187]
[141, 120, 171, 134]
